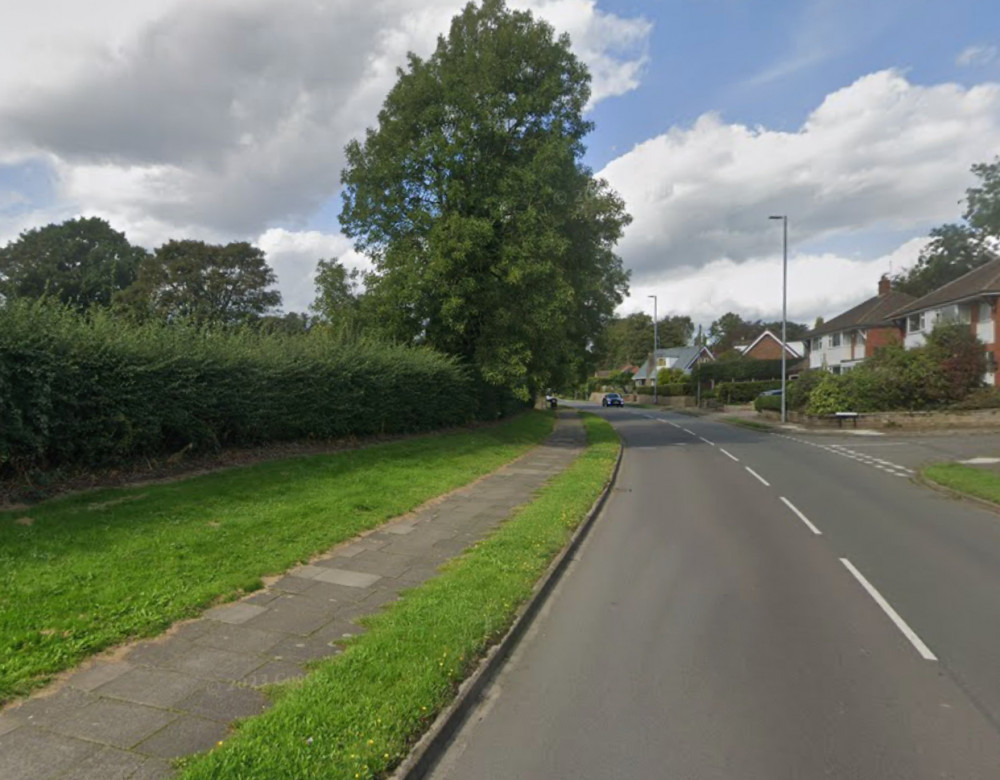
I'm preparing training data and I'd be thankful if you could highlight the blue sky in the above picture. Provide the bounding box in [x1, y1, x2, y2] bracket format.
[1, 0, 999, 326]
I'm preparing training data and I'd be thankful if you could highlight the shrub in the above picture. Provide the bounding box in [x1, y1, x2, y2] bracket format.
[786, 369, 825, 410]
[715, 380, 781, 404]
[754, 394, 782, 412]
[693, 358, 783, 383]
[0, 300, 513, 476]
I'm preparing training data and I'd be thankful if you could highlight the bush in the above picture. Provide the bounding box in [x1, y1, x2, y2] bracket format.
[0, 300, 514, 476]
[636, 383, 690, 397]
[754, 394, 782, 412]
[786, 369, 825, 410]
[950, 387, 1000, 410]
[715, 380, 781, 404]
[693, 358, 783, 383]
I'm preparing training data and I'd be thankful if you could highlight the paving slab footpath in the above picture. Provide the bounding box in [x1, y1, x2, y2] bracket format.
[0, 412, 586, 780]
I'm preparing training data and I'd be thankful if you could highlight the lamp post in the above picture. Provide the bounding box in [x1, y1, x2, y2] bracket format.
[649, 295, 658, 405]
[769, 215, 788, 423]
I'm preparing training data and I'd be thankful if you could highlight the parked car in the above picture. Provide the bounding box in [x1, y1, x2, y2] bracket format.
[758, 388, 782, 397]
[602, 393, 624, 407]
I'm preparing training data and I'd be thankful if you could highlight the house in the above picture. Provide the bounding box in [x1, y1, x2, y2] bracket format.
[633, 346, 714, 386]
[806, 276, 914, 374]
[737, 330, 805, 361]
[887, 257, 1000, 385]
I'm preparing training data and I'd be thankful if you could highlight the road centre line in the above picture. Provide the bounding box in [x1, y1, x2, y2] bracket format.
[840, 559, 937, 661]
[779, 497, 822, 535]
[682, 428, 696, 436]
[745, 466, 771, 487]
[699, 436, 715, 446]
[719, 448, 739, 462]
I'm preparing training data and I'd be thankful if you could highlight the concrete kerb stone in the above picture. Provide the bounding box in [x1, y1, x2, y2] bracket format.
[917, 472, 1000, 516]
[391, 434, 624, 780]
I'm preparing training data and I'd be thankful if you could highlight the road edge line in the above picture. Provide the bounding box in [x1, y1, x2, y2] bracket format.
[392, 437, 625, 780]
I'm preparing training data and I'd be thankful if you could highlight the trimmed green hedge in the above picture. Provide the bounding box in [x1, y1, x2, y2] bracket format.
[754, 394, 783, 412]
[715, 380, 782, 404]
[0, 301, 519, 476]
[636, 382, 690, 397]
[693, 359, 784, 382]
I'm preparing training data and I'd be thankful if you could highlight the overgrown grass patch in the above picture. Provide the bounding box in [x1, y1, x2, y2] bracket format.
[178, 414, 619, 780]
[0, 412, 554, 704]
[721, 416, 773, 431]
[923, 463, 1000, 505]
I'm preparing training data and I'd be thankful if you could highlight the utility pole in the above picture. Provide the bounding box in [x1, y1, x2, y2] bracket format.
[769, 215, 789, 423]
[649, 295, 658, 405]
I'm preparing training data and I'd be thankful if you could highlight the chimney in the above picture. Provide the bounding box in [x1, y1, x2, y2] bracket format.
[878, 275, 891, 296]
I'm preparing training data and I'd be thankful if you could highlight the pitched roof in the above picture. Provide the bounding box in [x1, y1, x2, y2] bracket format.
[740, 329, 804, 358]
[889, 257, 1000, 318]
[807, 290, 916, 338]
[633, 346, 713, 379]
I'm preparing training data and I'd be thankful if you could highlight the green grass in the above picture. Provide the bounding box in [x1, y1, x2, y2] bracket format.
[178, 414, 619, 780]
[721, 416, 773, 431]
[923, 463, 1000, 505]
[0, 412, 555, 704]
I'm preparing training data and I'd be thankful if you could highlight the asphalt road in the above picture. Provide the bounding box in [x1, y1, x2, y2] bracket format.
[428, 405, 1000, 779]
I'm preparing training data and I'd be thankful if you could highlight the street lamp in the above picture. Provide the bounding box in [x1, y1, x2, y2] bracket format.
[769, 215, 788, 423]
[649, 294, 658, 405]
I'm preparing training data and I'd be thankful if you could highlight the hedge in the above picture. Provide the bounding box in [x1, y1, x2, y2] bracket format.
[693, 359, 784, 383]
[714, 380, 782, 404]
[754, 394, 783, 412]
[636, 383, 690, 397]
[0, 300, 520, 476]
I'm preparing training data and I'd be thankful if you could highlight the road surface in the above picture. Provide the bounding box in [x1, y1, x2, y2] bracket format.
[428, 406, 1000, 779]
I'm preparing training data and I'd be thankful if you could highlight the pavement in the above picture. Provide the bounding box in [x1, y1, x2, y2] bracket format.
[0, 412, 586, 780]
[428, 405, 1000, 779]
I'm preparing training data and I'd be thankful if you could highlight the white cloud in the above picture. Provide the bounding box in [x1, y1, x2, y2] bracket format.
[0, 0, 650, 240]
[623, 237, 929, 330]
[957, 45, 998, 68]
[256, 228, 371, 313]
[601, 70, 1000, 283]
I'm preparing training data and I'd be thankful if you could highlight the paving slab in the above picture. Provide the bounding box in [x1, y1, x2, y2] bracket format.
[0, 412, 585, 778]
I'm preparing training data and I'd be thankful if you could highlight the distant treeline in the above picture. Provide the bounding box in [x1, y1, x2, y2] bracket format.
[0, 301, 522, 477]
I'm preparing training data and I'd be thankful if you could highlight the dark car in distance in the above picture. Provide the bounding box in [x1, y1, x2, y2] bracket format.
[602, 393, 624, 407]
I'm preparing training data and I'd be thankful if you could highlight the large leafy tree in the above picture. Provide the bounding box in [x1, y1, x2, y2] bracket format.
[310, 258, 364, 335]
[709, 311, 807, 355]
[893, 158, 1000, 297]
[116, 240, 281, 326]
[594, 313, 694, 368]
[339, 0, 630, 396]
[0, 217, 147, 310]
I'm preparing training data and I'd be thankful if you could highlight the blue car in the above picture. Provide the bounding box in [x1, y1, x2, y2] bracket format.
[602, 393, 624, 407]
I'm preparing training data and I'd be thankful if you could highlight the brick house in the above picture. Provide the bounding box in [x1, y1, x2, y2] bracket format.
[887, 257, 1000, 385]
[806, 276, 914, 374]
[737, 330, 805, 361]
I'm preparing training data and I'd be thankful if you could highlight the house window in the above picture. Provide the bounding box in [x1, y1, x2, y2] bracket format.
[812, 338, 822, 351]
[656, 358, 666, 368]
[830, 332, 841, 347]
[908, 313, 924, 333]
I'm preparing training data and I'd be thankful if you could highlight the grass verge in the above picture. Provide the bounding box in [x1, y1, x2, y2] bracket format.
[177, 413, 619, 780]
[923, 463, 1000, 506]
[0, 412, 554, 704]
[721, 416, 773, 431]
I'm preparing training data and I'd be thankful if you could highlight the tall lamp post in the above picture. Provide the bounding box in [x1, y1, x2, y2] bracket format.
[649, 294, 659, 405]
[769, 215, 788, 423]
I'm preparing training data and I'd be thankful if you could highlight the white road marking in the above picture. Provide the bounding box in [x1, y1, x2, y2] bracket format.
[745, 466, 770, 487]
[720, 448, 739, 462]
[682, 428, 696, 436]
[699, 436, 715, 446]
[840, 558, 937, 661]
[779, 497, 822, 535]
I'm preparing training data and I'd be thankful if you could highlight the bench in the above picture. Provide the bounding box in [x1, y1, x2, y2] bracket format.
[830, 412, 859, 429]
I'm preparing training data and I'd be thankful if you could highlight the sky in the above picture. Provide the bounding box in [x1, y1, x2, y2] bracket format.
[1, 0, 999, 331]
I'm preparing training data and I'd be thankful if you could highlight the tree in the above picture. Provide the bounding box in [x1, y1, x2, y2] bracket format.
[116, 240, 281, 326]
[708, 311, 807, 355]
[339, 0, 630, 397]
[258, 312, 312, 335]
[893, 158, 1000, 297]
[594, 313, 694, 368]
[925, 322, 985, 401]
[310, 258, 363, 335]
[0, 217, 147, 310]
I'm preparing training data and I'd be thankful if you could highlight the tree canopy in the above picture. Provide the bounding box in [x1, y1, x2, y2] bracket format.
[310, 258, 364, 335]
[0, 217, 147, 310]
[893, 157, 1000, 297]
[115, 240, 281, 326]
[593, 312, 694, 369]
[708, 311, 807, 355]
[339, 0, 630, 396]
